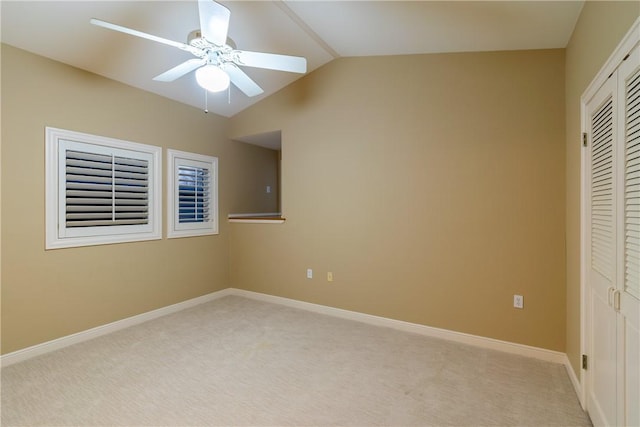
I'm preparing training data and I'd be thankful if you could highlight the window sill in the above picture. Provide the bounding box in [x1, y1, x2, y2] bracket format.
[228, 213, 285, 224]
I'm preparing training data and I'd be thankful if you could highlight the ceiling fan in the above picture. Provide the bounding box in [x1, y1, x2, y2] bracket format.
[90, 0, 307, 97]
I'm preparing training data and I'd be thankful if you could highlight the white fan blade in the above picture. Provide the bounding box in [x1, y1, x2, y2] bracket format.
[232, 50, 307, 74]
[90, 18, 201, 56]
[222, 63, 264, 97]
[153, 59, 206, 82]
[198, 0, 230, 47]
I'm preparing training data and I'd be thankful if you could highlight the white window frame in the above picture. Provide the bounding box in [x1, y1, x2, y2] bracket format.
[167, 149, 219, 238]
[45, 127, 162, 249]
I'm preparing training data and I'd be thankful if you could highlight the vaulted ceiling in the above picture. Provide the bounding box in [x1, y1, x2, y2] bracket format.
[1, 1, 584, 117]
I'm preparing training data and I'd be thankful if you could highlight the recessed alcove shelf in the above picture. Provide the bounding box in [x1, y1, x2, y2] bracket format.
[228, 213, 285, 224]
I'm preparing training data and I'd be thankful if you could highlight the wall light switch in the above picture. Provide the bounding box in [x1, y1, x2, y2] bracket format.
[266, 186, 271, 193]
[306, 268, 313, 279]
[327, 272, 333, 282]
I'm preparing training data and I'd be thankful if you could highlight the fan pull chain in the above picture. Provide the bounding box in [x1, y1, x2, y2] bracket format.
[204, 89, 209, 114]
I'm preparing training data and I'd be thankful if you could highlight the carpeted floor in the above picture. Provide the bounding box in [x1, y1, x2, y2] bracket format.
[1, 295, 591, 426]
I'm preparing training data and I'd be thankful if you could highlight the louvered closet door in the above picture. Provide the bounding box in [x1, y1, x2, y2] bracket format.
[617, 43, 640, 427]
[587, 74, 619, 427]
[586, 42, 640, 427]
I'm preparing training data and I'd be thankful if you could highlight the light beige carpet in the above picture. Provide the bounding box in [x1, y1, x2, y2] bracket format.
[1, 295, 591, 426]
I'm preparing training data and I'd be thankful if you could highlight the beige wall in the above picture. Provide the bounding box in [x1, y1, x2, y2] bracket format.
[564, 2, 640, 376]
[230, 49, 567, 351]
[0, 45, 277, 354]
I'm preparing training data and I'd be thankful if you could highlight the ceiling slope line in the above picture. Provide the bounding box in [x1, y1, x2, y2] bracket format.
[273, 0, 340, 60]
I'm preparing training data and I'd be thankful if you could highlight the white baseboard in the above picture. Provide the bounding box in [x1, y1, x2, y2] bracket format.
[563, 353, 585, 409]
[229, 289, 567, 364]
[1, 287, 570, 369]
[0, 288, 233, 367]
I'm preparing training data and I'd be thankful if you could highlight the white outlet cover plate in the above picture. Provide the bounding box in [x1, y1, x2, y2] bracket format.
[514, 295, 524, 309]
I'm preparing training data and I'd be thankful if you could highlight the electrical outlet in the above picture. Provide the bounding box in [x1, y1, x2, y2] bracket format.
[266, 186, 271, 194]
[306, 268, 313, 279]
[327, 272, 333, 282]
[514, 294, 524, 309]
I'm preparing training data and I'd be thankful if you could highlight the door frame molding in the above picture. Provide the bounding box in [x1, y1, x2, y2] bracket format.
[580, 15, 640, 411]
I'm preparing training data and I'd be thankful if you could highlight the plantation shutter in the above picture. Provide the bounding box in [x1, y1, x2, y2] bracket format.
[591, 96, 616, 281]
[178, 166, 210, 224]
[166, 149, 218, 238]
[46, 128, 161, 249]
[65, 150, 149, 227]
[624, 66, 640, 298]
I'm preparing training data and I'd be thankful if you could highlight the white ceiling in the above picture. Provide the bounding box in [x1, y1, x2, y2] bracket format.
[1, 1, 583, 120]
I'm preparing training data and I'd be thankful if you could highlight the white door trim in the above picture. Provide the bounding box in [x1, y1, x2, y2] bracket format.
[580, 15, 640, 412]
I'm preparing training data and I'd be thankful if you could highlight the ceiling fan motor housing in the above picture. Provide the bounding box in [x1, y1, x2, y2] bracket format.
[188, 30, 235, 50]
[188, 30, 207, 49]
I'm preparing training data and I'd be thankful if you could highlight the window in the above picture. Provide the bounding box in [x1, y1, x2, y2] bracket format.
[228, 132, 283, 223]
[167, 149, 218, 238]
[45, 127, 162, 249]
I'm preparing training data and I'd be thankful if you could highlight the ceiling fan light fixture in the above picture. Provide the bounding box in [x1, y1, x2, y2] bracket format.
[195, 65, 230, 92]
